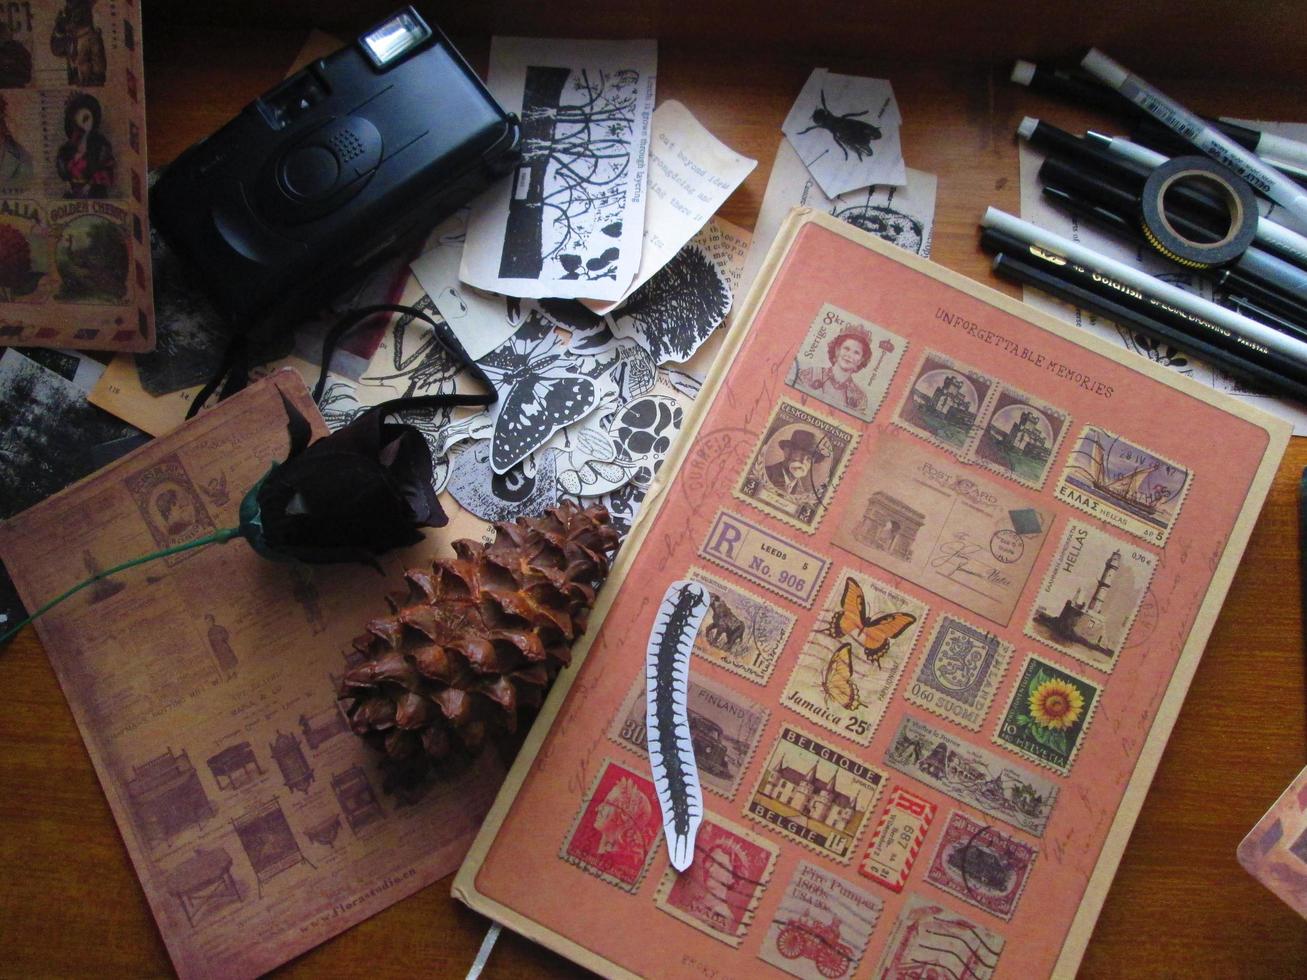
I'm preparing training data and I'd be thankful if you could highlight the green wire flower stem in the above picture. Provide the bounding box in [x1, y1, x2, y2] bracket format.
[0, 526, 242, 646]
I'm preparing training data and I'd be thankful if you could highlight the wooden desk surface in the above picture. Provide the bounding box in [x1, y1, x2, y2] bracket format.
[2, 23, 1306, 978]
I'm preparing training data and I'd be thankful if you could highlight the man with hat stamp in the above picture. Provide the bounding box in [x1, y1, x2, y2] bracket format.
[737, 397, 859, 533]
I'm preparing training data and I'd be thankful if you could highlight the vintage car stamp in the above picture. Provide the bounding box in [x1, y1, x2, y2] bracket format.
[873, 892, 1006, 979]
[654, 812, 778, 947]
[785, 302, 907, 423]
[735, 397, 860, 532]
[832, 428, 1052, 627]
[781, 570, 927, 745]
[608, 669, 770, 800]
[925, 810, 1038, 921]
[1026, 520, 1158, 672]
[994, 654, 1100, 775]
[905, 614, 1012, 730]
[1054, 425, 1190, 546]
[700, 509, 830, 608]
[858, 785, 937, 894]
[885, 714, 1059, 837]
[684, 566, 796, 686]
[969, 382, 1070, 490]
[757, 860, 883, 980]
[893, 349, 996, 453]
[559, 759, 663, 893]
[746, 724, 885, 864]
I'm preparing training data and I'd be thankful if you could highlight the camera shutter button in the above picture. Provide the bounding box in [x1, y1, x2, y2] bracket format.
[281, 144, 340, 200]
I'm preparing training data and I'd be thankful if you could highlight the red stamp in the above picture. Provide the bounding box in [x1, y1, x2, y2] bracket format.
[924, 810, 1038, 921]
[858, 785, 936, 893]
[559, 760, 663, 893]
[758, 860, 882, 979]
[655, 814, 778, 947]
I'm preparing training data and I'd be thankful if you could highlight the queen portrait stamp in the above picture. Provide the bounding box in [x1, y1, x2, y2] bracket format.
[786, 302, 907, 423]
[758, 860, 883, 980]
[873, 892, 1006, 979]
[746, 724, 885, 864]
[925, 810, 1037, 921]
[893, 349, 996, 453]
[1055, 425, 1191, 546]
[970, 382, 1070, 490]
[654, 813, 778, 947]
[735, 397, 859, 532]
[858, 785, 937, 893]
[905, 614, 1012, 731]
[781, 570, 927, 746]
[994, 654, 1100, 775]
[700, 509, 830, 608]
[684, 566, 796, 685]
[885, 715, 1059, 837]
[1026, 520, 1159, 672]
[608, 668, 770, 799]
[560, 759, 663, 893]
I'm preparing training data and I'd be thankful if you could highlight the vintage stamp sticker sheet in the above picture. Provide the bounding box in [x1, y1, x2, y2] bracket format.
[874, 892, 1006, 979]
[1239, 763, 1307, 920]
[786, 302, 907, 422]
[684, 565, 796, 686]
[925, 810, 1038, 921]
[757, 860, 883, 979]
[858, 785, 937, 894]
[905, 614, 1012, 731]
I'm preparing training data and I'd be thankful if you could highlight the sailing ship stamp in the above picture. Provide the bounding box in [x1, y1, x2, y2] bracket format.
[924, 810, 1037, 921]
[560, 759, 664, 893]
[873, 893, 1006, 979]
[758, 860, 883, 979]
[905, 614, 1012, 730]
[735, 397, 859, 533]
[1054, 425, 1190, 546]
[970, 382, 1070, 490]
[858, 785, 937, 893]
[684, 566, 796, 685]
[1026, 520, 1159, 672]
[994, 654, 1100, 775]
[786, 302, 907, 423]
[780, 570, 927, 746]
[893, 349, 996, 453]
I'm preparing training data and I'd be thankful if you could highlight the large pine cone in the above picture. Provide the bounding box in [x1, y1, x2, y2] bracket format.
[339, 502, 621, 785]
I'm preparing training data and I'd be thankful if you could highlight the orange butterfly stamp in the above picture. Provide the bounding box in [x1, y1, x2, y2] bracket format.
[781, 570, 927, 746]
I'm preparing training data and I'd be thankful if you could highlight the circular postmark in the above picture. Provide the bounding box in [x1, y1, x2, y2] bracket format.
[990, 529, 1024, 564]
[681, 426, 755, 507]
[1123, 587, 1159, 650]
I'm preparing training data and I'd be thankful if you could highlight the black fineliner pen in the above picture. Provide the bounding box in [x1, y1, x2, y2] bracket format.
[1010, 61, 1125, 114]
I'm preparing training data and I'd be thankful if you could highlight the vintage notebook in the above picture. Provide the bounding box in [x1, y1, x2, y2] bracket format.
[455, 210, 1290, 977]
[0, 0, 154, 351]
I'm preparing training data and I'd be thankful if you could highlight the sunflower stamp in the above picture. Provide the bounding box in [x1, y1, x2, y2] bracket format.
[905, 614, 1012, 731]
[654, 813, 778, 947]
[1026, 520, 1159, 672]
[786, 302, 907, 423]
[781, 570, 927, 745]
[994, 654, 1100, 775]
[924, 810, 1037, 921]
[560, 759, 663, 893]
[893, 349, 996, 453]
[1055, 425, 1191, 546]
[858, 785, 937, 893]
[735, 397, 859, 532]
[746, 725, 884, 863]
[874, 893, 1006, 979]
[758, 860, 883, 980]
[685, 566, 796, 685]
[969, 383, 1070, 490]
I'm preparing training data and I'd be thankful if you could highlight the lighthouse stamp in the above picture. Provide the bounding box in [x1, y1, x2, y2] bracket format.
[893, 349, 996, 453]
[1054, 425, 1191, 546]
[924, 810, 1037, 921]
[994, 654, 1101, 775]
[1025, 520, 1159, 672]
[758, 860, 883, 979]
[969, 383, 1070, 490]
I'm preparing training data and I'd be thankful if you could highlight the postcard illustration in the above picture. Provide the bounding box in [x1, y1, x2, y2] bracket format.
[757, 861, 883, 980]
[786, 302, 906, 423]
[1239, 763, 1307, 920]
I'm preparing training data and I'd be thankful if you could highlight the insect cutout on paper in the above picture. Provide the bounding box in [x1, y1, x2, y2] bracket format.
[795, 89, 882, 162]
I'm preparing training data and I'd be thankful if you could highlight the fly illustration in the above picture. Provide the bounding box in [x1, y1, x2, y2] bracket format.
[796, 89, 882, 162]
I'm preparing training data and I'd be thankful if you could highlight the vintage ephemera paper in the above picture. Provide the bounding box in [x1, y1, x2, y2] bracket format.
[0, 373, 506, 980]
[1239, 764, 1307, 920]
[0, 0, 153, 351]
[454, 211, 1288, 978]
[461, 37, 657, 303]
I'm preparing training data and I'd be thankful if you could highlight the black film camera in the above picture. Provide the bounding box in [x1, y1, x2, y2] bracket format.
[151, 8, 520, 326]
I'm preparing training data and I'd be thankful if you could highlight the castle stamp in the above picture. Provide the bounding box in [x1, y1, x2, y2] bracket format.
[700, 509, 830, 608]
[905, 614, 1012, 730]
[609, 669, 770, 800]
[969, 382, 1070, 490]
[885, 715, 1059, 837]
[560, 759, 663, 893]
[994, 654, 1100, 775]
[685, 566, 796, 685]
[735, 397, 859, 533]
[654, 813, 778, 947]
[781, 570, 927, 745]
[745, 724, 885, 864]
[758, 860, 883, 980]
[873, 892, 1006, 979]
[858, 785, 937, 894]
[893, 349, 996, 453]
[1026, 520, 1159, 673]
[924, 810, 1037, 921]
[786, 302, 907, 423]
[1055, 425, 1190, 546]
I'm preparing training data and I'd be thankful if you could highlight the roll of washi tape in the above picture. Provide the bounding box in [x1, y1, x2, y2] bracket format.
[1140, 155, 1258, 268]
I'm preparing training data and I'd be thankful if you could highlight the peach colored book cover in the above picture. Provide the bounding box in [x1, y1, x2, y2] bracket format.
[456, 212, 1288, 978]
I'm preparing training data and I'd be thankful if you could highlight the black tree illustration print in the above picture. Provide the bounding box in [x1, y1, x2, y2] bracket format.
[613, 243, 731, 364]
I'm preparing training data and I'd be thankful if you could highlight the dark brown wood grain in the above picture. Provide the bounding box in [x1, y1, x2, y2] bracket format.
[1, 17, 1305, 979]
